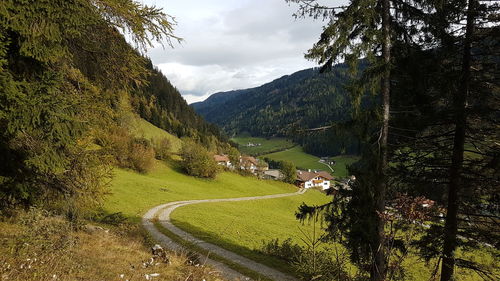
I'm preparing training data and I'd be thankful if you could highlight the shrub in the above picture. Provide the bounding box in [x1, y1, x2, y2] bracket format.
[128, 139, 155, 173]
[279, 160, 297, 183]
[180, 140, 219, 178]
[99, 126, 156, 173]
[152, 137, 171, 160]
[260, 238, 352, 281]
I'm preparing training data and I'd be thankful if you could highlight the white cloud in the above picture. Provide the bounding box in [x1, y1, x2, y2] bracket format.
[140, 0, 342, 104]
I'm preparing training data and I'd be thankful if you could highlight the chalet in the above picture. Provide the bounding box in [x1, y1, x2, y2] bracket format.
[296, 170, 334, 190]
[213, 154, 231, 168]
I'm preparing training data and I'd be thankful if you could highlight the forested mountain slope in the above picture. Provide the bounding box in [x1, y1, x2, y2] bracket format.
[192, 65, 365, 156]
[131, 61, 228, 148]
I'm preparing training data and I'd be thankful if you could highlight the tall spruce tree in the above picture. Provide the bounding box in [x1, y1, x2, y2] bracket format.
[287, 0, 394, 279]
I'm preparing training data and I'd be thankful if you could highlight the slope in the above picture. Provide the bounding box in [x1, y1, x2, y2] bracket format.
[191, 65, 365, 156]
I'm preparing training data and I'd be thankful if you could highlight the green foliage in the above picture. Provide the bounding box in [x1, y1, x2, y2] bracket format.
[227, 146, 240, 167]
[260, 238, 352, 281]
[180, 140, 220, 179]
[152, 137, 171, 160]
[0, 0, 178, 211]
[279, 160, 296, 184]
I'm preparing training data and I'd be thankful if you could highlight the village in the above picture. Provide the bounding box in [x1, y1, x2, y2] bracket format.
[213, 154, 340, 190]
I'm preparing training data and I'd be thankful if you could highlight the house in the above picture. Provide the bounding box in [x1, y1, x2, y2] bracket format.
[296, 170, 334, 190]
[239, 156, 268, 174]
[213, 154, 231, 168]
[263, 169, 283, 180]
[240, 156, 259, 173]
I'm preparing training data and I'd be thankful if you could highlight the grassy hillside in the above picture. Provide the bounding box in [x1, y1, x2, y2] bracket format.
[105, 160, 297, 222]
[231, 135, 295, 155]
[263, 146, 359, 178]
[170, 190, 330, 273]
[121, 109, 183, 153]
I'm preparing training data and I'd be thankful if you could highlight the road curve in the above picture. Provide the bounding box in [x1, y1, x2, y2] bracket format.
[142, 189, 306, 281]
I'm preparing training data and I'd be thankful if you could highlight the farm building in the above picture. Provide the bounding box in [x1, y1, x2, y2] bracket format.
[296, 170, 334, 190]
[213, 154, 231, 168]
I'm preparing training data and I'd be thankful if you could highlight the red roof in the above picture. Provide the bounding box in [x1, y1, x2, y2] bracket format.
[241, 156, 258, 165]
[296, 170, 334, 182]
[213, 155, 230, 162]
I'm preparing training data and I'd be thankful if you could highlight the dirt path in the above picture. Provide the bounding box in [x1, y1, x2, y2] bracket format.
[142, 189, 306, 281]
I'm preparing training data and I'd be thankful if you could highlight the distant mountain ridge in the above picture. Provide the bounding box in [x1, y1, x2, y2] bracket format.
[191, 65, 362, 156]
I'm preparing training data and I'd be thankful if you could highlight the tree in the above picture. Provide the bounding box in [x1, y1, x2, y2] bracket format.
[180, 140, 220, 179]
[227, 146, 241, 169]
[287, 0, 394, 279]
[0, 0, 178, 211]
[280, 160, 297, 184]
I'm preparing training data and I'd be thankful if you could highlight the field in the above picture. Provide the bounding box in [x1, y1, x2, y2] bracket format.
[170, 192, 498, 281]
[104, 160, 297, 222]
[263, 146, 359, 178]
[231, 135, 295, 155]
[170, 189, 331, 274]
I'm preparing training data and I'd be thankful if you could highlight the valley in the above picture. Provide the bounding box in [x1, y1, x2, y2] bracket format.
[2, 1, 497, 281]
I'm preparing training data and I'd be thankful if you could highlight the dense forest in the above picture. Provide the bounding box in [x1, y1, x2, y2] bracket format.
[192, 66, 369, 156]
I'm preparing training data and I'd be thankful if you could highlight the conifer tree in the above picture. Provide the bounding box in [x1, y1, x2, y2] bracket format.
[0, 0, 178, 211]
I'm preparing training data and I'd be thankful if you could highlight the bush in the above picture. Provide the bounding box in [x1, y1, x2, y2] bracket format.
[100, 126, 155, 173]
[129, 139, 155, 173]
[279, 160, 297, 183]
[152, 137, 171, 160]
[260, 238, 352, 281]
[180, 140, 219, 178]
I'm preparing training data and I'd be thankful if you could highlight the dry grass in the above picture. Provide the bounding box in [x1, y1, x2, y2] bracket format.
[0, 210, 227, 281]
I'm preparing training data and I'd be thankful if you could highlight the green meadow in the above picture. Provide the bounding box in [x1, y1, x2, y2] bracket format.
[104, 160, 296, 222]
[263, 146, 359, 178]
[231, 134, 295, 155]
[170, 189, 331, 274]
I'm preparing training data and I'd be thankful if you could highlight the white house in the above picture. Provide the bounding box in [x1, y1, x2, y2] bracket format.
[296, 170, 334, 190]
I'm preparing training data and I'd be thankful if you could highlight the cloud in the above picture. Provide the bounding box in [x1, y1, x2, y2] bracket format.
[141, 0, 336, 104]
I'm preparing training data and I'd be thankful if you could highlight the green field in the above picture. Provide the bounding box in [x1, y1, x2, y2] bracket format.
[231, 135, 295, 155]
[105, 160, 297, 222]
[263, 146, 359, 178]
[171, 189, 331, 274]
[170, 191, 497, 281]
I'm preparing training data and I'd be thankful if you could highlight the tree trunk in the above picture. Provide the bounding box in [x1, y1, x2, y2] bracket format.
[372, 0, 391, 280]
[440, 1, 474, 280]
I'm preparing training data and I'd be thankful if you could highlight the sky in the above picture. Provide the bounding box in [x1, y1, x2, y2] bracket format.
[140, 0, 331, 104]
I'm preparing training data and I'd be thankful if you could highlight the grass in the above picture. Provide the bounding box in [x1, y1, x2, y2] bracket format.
[170, 190, 498, 281]
[0, 213, 224, 281]
[170, 189, 331, 275]
[231, 135, 295, 156]
[126, 114, 183, 153]
[105, 160, 297, 222]
[263, 146, 359, 178]
[153, 220, 274, 281]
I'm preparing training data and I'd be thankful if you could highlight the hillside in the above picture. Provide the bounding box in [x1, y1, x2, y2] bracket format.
[191, 65, 364, 156]
[131, 61, 228, 148]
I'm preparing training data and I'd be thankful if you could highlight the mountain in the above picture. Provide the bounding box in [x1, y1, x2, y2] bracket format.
[191, 65, 363, 156]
